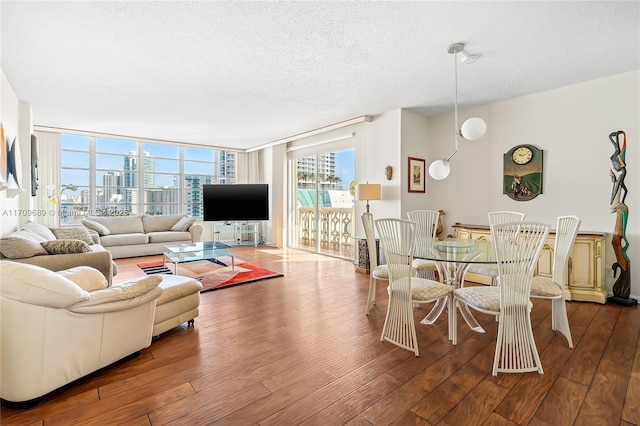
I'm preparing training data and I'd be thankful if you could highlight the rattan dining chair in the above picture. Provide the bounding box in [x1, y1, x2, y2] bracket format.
[530, 215, 580, 348]
[362, 212, 389, 315]
[407, 210, 442, 281]
[452, 221, 550, 375]
[375, 218, 452, 357]
[466, 211, 526, 286]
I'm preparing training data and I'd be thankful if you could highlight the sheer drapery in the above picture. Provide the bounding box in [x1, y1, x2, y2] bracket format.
[33, 131, 60, 227]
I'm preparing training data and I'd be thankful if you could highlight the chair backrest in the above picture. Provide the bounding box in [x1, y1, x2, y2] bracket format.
[491, 221, 550, 307]
[361, 212, 379, 269]
[551, 215, 581, 286]
[488, 211, 526, 227]
[407, 210, 440, 254]
[375, 218, 416, 288]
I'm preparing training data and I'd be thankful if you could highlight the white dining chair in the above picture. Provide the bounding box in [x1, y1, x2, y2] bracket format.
[375, 218, 452, 356]
[362, 212, 389, 315]
[466, 211, 526, 286]
[407, 210, 442, 281]
[452, 221, 550, 375]
[530, 215, 580, 348]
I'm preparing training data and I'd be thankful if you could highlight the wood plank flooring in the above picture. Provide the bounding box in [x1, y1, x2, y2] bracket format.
[2, 246, 639, 425]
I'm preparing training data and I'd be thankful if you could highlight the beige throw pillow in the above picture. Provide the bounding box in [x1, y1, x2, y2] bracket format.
[57, 266, 108, 291]
[22, 221, 57, 241]
[0, 236, 49, 258]
[41, 239, 92, 255]
[51, 227, 95, 245]
[171, 217, 196, 232]
[81, 219, 111, 236]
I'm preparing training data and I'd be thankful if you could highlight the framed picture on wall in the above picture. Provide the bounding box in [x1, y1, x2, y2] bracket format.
[408, 157, 426, 193]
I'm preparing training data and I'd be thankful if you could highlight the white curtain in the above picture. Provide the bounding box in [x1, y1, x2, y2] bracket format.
[246, 150, 261, 183]
[33, 131, 60, 228]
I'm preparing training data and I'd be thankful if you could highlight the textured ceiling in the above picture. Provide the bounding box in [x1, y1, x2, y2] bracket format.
[1, 1, 639, 151]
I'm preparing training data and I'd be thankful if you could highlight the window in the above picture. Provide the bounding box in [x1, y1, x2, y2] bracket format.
[59, 133, 236, 223]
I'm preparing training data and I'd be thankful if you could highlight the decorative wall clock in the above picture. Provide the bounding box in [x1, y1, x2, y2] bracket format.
[503, 144, 543, 201]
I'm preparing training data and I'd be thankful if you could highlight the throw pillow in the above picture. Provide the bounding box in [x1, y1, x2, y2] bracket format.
[81, 219, 111, 236]
[51, 227, 95, 245]
[22, 221, 57, 241]
[57, 266, 108, 292]
[0, 236, 49, 258]
[41, 239, 92, 255]
[171, 217, 196, 232]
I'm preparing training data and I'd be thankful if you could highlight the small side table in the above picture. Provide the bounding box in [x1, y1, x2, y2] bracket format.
[355, 237, 379, 274]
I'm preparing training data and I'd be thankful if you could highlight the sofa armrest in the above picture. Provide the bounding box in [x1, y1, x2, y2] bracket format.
[10, 250, 115, 285]
[87, 229, 101, 244]
[69, 275, 163, 313]
[190, 223, 203, 242]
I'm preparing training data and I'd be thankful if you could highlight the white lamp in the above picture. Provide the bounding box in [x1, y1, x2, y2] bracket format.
[356, 183, 381, 213]
[429, 159, 451, 181]
[429, 43, 486, 181]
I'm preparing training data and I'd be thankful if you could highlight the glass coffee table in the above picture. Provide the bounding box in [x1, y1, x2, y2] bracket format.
[163, 241, 234, 275]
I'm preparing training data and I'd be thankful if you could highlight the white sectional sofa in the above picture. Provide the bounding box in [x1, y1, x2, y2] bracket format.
[81, 214, 203, 259]
[0, 261, 163, 404]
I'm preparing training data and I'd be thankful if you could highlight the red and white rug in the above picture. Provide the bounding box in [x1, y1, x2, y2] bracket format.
[137, 256, 283, 293]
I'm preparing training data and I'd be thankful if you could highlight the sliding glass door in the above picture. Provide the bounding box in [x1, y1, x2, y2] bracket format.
[289, 148, 355, 259]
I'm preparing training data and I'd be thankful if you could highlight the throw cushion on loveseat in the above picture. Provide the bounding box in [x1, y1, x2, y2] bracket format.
[171, 217, 196, 232]
[0, 236, 49, 258]
[50, 227, 95, 245]
[41, 240, 93, 255]
[81, 219, 112, 236]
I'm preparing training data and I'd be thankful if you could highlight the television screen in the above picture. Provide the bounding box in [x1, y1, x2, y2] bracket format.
[203, 184, 269, 221]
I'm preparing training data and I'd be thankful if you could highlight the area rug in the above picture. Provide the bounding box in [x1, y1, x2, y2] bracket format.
[137, 256, 283, 293]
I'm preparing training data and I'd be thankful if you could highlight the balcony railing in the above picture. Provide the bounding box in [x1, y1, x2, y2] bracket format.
[297, 207, 354, 259]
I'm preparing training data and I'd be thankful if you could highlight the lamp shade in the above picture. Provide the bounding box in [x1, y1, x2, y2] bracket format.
[355, 183, 381, 201]
[428, 159, 451, 180]
[460, 117, 487, 141]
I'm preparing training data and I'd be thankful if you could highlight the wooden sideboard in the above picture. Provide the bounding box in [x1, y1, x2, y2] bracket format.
[453, 223, 608, 303]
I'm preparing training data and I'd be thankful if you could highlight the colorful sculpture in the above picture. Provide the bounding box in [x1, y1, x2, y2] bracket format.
[608, 130, 635, 305]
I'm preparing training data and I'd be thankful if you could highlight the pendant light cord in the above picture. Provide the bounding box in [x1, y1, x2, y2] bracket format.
[446, 48, 459, 162]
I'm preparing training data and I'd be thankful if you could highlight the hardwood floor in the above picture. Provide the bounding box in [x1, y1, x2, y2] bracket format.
[2, 246, 639, 425]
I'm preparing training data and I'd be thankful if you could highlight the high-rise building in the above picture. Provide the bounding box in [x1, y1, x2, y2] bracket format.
[296, 153, 337, 188]
[124, 151, 154, 188]
[185, 175, 214, 217]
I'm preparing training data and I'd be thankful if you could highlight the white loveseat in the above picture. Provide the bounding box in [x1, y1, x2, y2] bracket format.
[81, 214, 203, 259]
[0, 262, 162, 404]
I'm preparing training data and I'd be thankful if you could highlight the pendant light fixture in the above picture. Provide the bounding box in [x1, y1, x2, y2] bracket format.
[429, 43, 486, 180]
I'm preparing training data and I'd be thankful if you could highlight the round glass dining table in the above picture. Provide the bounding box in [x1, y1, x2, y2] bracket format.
[414, 238, 497, 334]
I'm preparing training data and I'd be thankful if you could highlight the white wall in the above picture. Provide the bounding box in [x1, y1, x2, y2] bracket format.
[352, 110, 402, 238]
[421, 70, 640, 299]
[400, 109, 430, 216]
[1, 69, 33, 237]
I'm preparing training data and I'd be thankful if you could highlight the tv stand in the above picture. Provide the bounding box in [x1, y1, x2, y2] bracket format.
[213, 222, 259, 246]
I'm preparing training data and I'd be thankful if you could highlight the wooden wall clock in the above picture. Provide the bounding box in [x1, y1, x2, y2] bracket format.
[503, 144, 543, 201]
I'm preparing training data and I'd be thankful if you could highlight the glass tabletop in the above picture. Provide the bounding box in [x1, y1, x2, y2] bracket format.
[415, 238, 497, 264]
[164, 241, 232, 262]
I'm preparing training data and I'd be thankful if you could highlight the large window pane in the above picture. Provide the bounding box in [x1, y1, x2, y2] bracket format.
[60, 134, 234, 222]
[151, 159, 179, 176]
[144, 143, 179, 159]
[61, 151, 89, 168]
[61, 134, 89, 150]
[185, 161, 214, 175]
[185, 147, 214, 162]
[61, 169, 90, 188]
[290, 149, 354, 260]
[96, 138, 137, 154]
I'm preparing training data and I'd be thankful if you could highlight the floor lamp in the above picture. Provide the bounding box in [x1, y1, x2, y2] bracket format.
[356, 183, 381, 213]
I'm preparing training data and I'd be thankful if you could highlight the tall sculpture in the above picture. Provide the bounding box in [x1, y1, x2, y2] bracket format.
[608, 130, 635, 306]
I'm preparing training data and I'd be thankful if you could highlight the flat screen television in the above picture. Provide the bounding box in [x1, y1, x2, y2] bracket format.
[203, 184, 269, 222]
